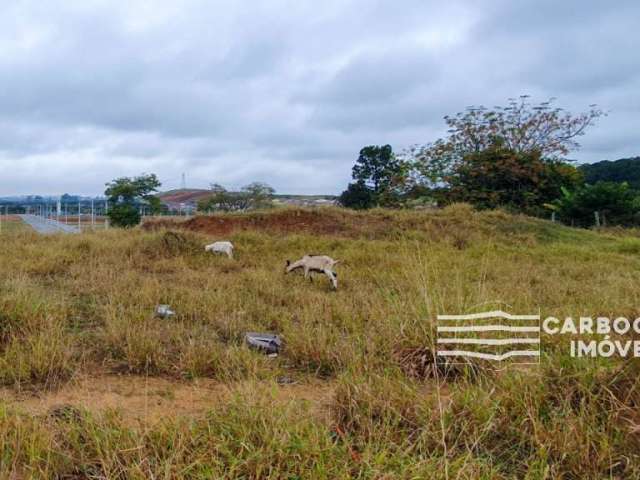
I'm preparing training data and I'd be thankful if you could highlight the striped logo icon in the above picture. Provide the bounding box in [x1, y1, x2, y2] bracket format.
[436, 310, 541, 363]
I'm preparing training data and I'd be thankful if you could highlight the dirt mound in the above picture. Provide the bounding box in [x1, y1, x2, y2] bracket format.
[143, 209, 385, 237]
[141, 205, 549, 244]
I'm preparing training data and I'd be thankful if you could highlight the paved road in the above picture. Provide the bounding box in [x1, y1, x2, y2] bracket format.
[19, 214, 80, 234]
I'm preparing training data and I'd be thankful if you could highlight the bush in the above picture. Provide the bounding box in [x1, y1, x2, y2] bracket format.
[339, 181, 376, 209]
[552, 181, 640, 227]
[106, 204, 140, 228]
[446, 144, 582, 215]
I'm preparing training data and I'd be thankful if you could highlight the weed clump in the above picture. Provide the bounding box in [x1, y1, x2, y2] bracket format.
[47, 404, 84, 424]
[140, 230, 205, 259]
[393, 346, 485, 381]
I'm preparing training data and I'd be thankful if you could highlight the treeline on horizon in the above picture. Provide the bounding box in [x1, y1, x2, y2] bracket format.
[6, 96, 639, 230]
[338, 96, 640, 228]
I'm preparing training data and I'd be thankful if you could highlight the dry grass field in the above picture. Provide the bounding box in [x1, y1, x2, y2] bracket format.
[1, 206, 640, 478]
[0, 215, 29, 234]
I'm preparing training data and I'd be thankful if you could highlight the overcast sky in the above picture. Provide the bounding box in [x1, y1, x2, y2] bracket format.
[0, 1, 638, 195]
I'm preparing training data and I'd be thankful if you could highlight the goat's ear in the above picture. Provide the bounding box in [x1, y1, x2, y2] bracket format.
[333, 260, 340, 265]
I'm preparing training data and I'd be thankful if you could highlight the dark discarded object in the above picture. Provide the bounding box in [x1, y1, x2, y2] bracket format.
[245, 332, 282, 354]
[48, 404, 83, 423]
[276, 375, 296, 385]
[155, 304, 175, 319]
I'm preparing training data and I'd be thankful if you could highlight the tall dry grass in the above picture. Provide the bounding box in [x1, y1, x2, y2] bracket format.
[0, 205, 638, 477]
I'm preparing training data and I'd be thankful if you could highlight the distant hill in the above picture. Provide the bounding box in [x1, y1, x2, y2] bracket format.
[157, 189, 337, 207]
[157, 189, 211, 205]
[580, 157, 640, 188]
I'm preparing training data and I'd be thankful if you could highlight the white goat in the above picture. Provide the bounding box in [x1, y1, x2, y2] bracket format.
[285, 255, 339, 289]
[205, 241, 234, 259]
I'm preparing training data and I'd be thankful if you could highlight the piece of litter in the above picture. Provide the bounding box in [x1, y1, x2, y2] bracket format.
[276, 376, 296, 385]
[155, 304, 175, 319]
[245, 332, 282, 354]
[47, 404, 83, 423]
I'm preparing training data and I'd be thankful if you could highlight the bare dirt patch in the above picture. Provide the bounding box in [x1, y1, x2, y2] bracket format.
[142, 208, 391, 238]
[0, 374, 334, 426]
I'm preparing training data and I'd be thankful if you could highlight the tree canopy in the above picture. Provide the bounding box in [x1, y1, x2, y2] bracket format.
[334, 96, 640, 228]
[198, 182, 275, 212]
[104, 173, 162, 227]
[410, 96, 604, 186]
[340, 145, 408, 208]
[352, 145, 405, 195]
[447, 144, 583, 214]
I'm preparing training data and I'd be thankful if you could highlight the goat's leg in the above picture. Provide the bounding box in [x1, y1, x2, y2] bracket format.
[324, 269, 337, 289]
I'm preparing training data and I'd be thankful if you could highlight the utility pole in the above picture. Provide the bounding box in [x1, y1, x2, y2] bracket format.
[91, 199, 95, 228]
[78, 200, 81, 231]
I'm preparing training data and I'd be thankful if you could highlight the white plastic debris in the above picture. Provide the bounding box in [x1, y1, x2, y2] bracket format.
[245, 332, 282, 355]
[155, 304, 175, 319]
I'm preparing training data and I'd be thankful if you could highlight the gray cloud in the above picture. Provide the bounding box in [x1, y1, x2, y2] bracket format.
[0, 0, 638, 195]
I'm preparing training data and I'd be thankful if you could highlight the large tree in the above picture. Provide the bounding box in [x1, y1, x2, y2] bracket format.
[241, 182, 275, 209]
[410, 96, 604, 187]
[105, 173, 162, 227]
[341, 144, 408, 208]
[352, 145, 405, 196]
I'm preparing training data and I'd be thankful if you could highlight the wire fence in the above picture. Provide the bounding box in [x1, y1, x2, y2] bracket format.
[0, 201, 200, 234]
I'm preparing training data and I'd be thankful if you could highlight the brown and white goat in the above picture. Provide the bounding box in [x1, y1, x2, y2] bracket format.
[285, 255, 339, 289]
